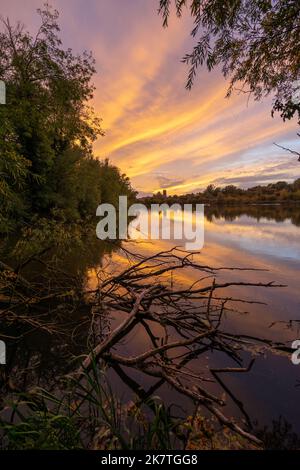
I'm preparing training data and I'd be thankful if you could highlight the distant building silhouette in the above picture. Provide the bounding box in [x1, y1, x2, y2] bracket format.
[153, 189, 167, 199]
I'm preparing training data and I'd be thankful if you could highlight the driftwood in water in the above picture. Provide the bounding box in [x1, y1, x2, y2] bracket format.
[73, 246, 289, 446]
[0, 244, 291, 446]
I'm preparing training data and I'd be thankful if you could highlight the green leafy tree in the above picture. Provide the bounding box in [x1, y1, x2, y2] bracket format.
[0, 4, 102, 211]
[0, 116, 31, 231]
[0, 4, 135, 230]
[98, 159, 137, 208]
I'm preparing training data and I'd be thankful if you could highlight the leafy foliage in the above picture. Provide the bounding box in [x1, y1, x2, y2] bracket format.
[2, 370, 298, 449]
[1, 412, 81, 450]
[158, 0, 300, 123]
[0, 4, 135, 231]
[0, 117, 31, 231]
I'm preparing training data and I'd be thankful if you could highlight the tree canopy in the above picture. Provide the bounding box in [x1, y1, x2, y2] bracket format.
[0, 5, 135, 232]
[158, 0, 300, 124]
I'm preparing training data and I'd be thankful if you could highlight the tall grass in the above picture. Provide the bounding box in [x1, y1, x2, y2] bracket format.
[0, 359, 178, 450]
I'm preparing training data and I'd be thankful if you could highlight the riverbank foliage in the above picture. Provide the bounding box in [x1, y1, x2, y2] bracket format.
[0, 5, 135, 233]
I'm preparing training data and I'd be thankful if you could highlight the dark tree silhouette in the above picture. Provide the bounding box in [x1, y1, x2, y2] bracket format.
[158, 1, 300, 125]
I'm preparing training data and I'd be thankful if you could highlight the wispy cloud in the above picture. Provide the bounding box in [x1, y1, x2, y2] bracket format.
[156, 175, 186, 189]
[2, 0, 299, 194]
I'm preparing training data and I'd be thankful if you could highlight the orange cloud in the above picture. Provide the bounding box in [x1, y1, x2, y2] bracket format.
[1, 0, 299, 194]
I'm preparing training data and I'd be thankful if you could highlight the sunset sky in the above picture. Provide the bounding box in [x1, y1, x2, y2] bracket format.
[1, 0, 300, 195]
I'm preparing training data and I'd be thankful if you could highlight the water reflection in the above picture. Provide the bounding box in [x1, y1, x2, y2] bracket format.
[0, 228, 118, 396]
[107, 204, 300, 434]
[1, 204, 300, 437]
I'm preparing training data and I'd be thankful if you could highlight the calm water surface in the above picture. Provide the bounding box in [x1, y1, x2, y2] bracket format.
[94, 205, 300, 433]
[3, 205, 300, 435]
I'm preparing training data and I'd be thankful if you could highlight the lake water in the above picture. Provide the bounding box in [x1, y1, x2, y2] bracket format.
[2, 204, 300, 438]
[91, 204, 300, 435]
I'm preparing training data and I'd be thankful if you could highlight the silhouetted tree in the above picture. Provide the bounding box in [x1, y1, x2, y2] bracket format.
[158, 1, 300, 125]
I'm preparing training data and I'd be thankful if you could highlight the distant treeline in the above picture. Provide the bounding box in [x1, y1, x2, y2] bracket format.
[141, 180, 300, 206]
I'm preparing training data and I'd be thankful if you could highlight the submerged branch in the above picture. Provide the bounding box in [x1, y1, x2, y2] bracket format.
[1, 246, 289, 447]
